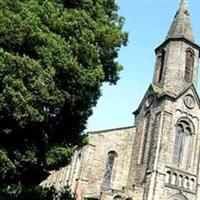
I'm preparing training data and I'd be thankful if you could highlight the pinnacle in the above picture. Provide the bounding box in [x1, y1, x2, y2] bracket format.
[166, 0, 194, 42]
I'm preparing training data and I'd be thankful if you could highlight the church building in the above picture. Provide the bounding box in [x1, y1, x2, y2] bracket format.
[43, 0, 200, 199]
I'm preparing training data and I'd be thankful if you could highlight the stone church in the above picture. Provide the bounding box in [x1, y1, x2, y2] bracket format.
[42, 0, 200, 199]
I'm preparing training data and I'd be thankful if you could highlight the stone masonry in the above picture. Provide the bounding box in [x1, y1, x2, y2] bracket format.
[42, 1, 200, 200]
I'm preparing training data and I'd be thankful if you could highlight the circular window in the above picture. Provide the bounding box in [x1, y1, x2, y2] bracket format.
[183, 94, 195, 109]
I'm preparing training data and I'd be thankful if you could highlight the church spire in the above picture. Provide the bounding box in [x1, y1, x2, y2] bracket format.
[166, 0, 194, 42]
[153, 0, 200, 95]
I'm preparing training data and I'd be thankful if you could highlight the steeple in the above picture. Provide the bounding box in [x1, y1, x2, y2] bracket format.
[153, 0, 200, 95]
[166, 0, 194, 42]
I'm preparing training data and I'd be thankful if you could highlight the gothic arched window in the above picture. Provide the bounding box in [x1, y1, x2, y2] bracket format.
[113, 195, 123, 200]
[185, 48, 194, 82]
[167, 193, 188, 200]
[102, 151, 117, 190]
[173, 119, 194, 168]
[157, 49, 166, 83]
[138, 112, 150, 164]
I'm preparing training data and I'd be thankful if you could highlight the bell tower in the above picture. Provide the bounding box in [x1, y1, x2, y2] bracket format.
[152, 0, 199, 95]
[127, 1, 200, 200]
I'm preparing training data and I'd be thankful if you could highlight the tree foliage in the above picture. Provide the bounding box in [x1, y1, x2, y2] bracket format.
[0, 185, 76, 200]
[0, 0, 127, 198]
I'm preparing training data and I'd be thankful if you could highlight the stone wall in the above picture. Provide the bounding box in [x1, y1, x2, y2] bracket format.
[42, 126, 136, 200]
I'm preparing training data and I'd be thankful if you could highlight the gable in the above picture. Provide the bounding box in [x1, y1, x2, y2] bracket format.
[133, 84, 157, 115]
[173, 84, 200, 111]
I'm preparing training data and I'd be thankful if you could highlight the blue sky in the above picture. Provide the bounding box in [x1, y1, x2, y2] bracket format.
[86, 0, 200, 132]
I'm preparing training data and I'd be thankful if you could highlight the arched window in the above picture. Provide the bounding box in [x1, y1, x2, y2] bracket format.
[185, 48, 194, 82]
[173, 119, 194, 168]
[171, 173, 177, 185]
[184, 176, 190, 189]
[113, 195, 123, 200]
[102, 151, 117, 190]
[165, 171, 171, 184]
[167, 193, 188, 200]
[190, 178, 195, 191]
[178, 175, 183, 187]
[138, 112, 150, 164]
[157, 49, 165, 83]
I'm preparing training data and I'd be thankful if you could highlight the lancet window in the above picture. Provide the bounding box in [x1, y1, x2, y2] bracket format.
[173, 119, 194, 168]
[102, 151, 117, 190]
[185, 48, 194, 82]
[157, 49, 166, 83]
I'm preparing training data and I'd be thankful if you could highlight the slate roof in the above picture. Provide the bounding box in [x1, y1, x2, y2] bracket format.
[166, 0, 194, 42]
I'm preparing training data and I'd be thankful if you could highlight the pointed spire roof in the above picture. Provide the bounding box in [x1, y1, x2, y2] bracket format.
[166, 0, 194, 42]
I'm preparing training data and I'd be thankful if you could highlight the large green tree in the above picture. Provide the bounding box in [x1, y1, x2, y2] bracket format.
[0, 0, 127, 198]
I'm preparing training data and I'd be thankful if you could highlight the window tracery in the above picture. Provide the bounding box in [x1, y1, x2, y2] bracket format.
[167, 193, 188, 200]
[173, 118, 194, 168]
